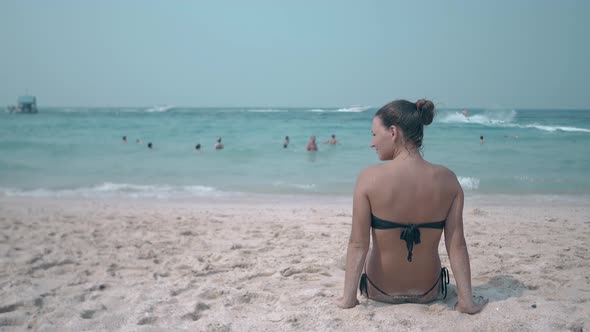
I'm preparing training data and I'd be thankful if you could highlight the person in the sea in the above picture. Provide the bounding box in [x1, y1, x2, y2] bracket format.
[122, 136, 127, 144]
[323, 134, 338, 145]
[195, 144, 201, 152]
[214, 137, 224, 150]
[306, 135, 318, 151]
[283, 136, 290, 149]
[335, 98, 487, 314]
[480, 135, 484, 144]
[147, 142, 153, 149]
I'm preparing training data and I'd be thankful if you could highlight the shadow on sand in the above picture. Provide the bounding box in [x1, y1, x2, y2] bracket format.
[440, 274, 526, 309]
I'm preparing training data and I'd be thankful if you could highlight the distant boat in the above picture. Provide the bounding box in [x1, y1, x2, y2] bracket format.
[146, 105, 175, 112]
[6, 95, 38, 114]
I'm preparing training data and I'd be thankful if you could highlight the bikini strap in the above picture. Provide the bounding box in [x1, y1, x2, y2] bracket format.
[363, 268, 450, 299]
[359, 273, 368, 297]
[400, 224, 421, 262]
[365, 273, 397, 297]
[441, 267, 449, 299]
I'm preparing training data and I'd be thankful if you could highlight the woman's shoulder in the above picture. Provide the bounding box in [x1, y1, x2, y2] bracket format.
[428, 162, 461, 190]
[354, 164, 383, 186]
[357, 163, 386, 178]
[429, 163, 456, 177]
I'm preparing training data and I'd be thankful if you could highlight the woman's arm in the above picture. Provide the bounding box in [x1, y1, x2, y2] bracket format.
[336, 169, 372, 308]
[444, 181, 488, 314]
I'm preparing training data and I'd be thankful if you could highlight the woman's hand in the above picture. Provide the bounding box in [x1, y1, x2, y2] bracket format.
[334, 296, 359, 309]
[455, 296, 488, 314]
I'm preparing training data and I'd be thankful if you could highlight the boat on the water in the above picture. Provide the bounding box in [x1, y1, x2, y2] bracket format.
[7, 95, 38, 114]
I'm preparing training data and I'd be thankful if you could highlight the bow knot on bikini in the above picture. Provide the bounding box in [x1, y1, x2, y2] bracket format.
[400, 224, 421, 262]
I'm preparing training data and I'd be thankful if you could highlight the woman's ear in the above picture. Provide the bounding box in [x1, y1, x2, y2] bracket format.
[389, 125, 396, 138]
[389, 125, 403, 145]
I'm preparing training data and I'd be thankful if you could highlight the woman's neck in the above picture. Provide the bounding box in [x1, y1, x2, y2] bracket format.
[393, 146, 422, 161]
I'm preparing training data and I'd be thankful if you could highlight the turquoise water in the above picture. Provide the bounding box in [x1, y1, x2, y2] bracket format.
[1, 107, 589, 198]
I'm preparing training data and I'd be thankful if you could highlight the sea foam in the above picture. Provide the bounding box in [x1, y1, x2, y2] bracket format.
[0, 183, 223, 199]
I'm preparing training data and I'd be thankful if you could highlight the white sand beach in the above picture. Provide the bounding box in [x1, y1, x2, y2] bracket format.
[0, 195, 589, 331]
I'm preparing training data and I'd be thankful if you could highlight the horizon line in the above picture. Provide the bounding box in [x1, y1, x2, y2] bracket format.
[25, 105, 590, 111]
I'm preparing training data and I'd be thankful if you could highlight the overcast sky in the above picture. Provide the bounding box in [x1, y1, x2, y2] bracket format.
[1, 0, 588, 109]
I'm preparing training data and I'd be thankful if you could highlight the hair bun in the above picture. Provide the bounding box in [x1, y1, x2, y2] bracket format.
[415, 99, 435, 125]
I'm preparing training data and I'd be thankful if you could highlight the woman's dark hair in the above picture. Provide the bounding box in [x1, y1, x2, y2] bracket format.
[196, 144, 201, 149]
[374, 99, 435, 148]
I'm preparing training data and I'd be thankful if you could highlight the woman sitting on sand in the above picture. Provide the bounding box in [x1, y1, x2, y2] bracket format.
[336, 99, 487, 314]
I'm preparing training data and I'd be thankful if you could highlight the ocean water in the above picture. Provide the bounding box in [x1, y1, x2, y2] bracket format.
[1, 107, 589, 199]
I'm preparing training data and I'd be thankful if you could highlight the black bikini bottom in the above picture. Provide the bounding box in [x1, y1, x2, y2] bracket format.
[360, 267, 449, 300]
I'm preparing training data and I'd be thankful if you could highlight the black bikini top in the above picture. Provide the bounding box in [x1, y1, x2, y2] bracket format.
[371, 213, 446, 262]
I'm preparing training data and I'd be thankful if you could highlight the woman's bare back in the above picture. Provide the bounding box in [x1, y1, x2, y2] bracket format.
[362, 157, 458, 302]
